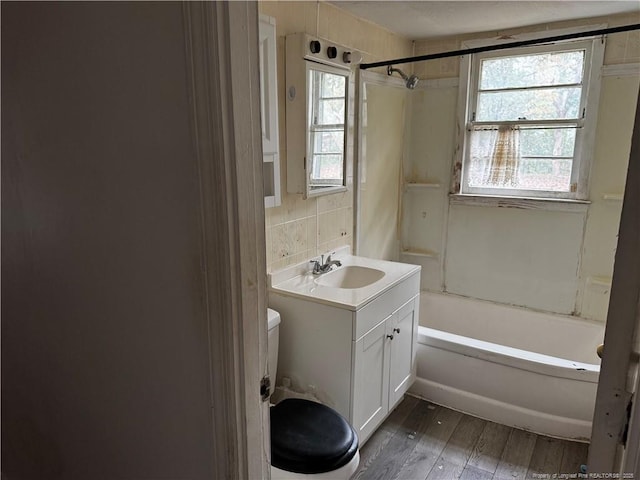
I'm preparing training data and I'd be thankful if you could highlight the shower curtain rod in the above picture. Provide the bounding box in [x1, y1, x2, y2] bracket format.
[359, 23, 640, 70]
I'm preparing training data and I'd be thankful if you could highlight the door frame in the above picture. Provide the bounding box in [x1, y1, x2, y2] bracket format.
[183, 2, 269, 478]
[623, 346, 640, 473]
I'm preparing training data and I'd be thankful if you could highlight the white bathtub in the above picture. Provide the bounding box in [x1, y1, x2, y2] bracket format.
[409, 292, 604, 441]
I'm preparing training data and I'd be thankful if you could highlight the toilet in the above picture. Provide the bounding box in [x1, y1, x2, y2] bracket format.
[267, 308, 360, 479]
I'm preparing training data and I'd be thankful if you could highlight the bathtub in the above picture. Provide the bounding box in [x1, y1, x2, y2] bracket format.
[409, 292, 604, 441]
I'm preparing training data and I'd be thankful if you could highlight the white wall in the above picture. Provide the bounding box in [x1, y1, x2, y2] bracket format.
[579, 75, 640, 320]
[2, 3, 217, 477]
[445, 205, 585, 313]
[401, 15, 640, 321]
[401, 84, 458, 291]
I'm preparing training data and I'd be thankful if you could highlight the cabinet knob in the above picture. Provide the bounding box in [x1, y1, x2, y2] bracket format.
[393, 328, 400, 334]
[386, 334, 394, 340]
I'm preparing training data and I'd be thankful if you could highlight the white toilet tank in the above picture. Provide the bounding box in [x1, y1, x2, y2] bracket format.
[267, 308, 281, 397]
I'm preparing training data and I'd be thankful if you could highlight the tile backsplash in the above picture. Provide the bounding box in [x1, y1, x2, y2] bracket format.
[266, 190, 353, 272]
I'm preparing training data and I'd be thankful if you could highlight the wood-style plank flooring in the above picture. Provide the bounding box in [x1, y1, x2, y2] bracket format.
[353, 396, 588, 480]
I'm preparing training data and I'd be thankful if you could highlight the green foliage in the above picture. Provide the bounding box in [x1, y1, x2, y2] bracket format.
[476, 49, 584, 122]
[480, 50, 584, 90]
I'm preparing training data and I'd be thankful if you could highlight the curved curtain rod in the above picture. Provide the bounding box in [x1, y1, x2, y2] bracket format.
[359, 23, 640, 70]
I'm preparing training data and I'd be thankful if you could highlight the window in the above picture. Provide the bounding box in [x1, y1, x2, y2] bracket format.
[308, 68, 347, 186]
[459, 33, 604, 201]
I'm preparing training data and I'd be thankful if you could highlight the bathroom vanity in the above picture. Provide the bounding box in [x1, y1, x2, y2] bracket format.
[268, 250, 420, 444]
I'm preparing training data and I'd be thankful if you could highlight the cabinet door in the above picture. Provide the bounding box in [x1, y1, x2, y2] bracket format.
[258, 15, 278, 155]
[259, 15, 281, 207]
[388, 296, 419, 409]
[352, 319, 390, 443]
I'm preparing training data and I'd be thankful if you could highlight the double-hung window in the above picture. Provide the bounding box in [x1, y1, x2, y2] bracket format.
[308, 67, 347, 187]
[459, 32, 604, 200]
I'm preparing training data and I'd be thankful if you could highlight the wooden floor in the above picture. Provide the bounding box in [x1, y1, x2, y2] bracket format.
[353, 396, 588, 480]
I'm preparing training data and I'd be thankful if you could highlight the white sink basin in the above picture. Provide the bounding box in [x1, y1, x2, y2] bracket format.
[268, 247, 421, 310]
[315, 266, 385, 289]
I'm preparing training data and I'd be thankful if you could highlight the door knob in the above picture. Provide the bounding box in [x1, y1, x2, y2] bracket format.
[596, 344, 604, 359]
[386, 334, 394, 340]
[393, 328, 400, 334]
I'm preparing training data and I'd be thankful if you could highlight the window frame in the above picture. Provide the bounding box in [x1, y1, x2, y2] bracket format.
[306, 62, 348, 188]
[455, 26, 606, 202]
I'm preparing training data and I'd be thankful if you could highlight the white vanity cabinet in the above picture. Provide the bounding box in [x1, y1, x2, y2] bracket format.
[269, 267, 420, 445]
[352, 295, 419, 442]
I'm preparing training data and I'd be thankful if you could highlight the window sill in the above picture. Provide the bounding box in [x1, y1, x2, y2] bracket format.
[449, 194, 590, 213]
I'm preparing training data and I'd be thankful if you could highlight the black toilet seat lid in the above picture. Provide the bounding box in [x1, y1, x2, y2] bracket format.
[270, 398, 359, 474]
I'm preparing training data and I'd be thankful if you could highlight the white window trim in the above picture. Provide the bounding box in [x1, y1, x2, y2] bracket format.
[306, 61, 349, 189]
[449, 193, 590, 213]
[453, 25, 606, 204]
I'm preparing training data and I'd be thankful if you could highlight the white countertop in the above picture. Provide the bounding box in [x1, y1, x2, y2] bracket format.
[268, 249, 421, 311]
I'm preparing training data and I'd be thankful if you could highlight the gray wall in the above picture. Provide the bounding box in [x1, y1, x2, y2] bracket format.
[2, 3, 215, 478]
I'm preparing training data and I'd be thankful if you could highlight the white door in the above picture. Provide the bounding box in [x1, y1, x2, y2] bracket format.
[588, 93, 640, 474]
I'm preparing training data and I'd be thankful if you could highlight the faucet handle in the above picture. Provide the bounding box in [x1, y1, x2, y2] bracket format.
[326, 252, 336, 263]
[309, 259, 323, 274]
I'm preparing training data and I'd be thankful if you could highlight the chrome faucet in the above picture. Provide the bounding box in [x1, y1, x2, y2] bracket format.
[309, 253, 342, 275]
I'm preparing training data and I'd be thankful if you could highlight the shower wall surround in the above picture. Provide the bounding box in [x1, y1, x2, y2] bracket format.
[403, 12, 640, 321]
[258, 1, 412, 272]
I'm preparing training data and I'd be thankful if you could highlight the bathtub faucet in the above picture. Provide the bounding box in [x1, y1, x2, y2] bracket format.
[310, 253, 342, 275]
